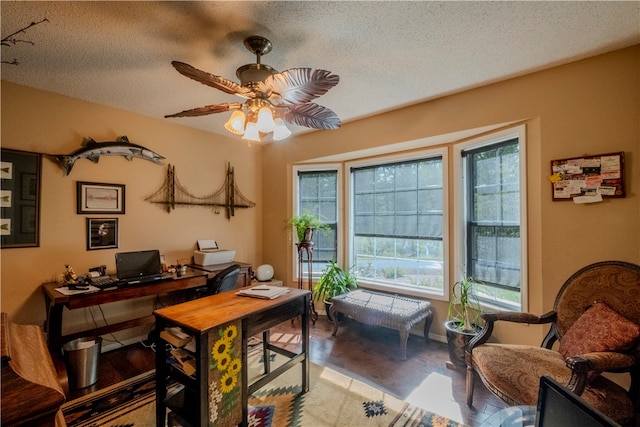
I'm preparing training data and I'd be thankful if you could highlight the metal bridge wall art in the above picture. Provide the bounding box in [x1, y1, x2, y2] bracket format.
[145, 163, 255, 220]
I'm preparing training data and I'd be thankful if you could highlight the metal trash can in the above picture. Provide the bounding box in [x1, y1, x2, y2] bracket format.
[63, 337, 101, 389]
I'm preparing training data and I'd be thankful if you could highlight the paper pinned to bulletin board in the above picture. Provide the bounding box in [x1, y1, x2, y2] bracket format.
[550, 151, 625, 202]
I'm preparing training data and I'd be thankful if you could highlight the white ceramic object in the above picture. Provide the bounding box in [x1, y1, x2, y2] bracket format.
[255, 264, 274, 281]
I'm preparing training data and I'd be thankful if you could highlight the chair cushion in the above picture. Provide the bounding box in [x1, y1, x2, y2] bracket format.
[472, 344, 568, 405]
[559, 301, 640, 359]
[471, 344, 635, 424]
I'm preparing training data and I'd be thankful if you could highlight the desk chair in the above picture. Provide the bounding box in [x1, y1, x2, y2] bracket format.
[207, 264, 241, 295]
[466, 261, 640, 426]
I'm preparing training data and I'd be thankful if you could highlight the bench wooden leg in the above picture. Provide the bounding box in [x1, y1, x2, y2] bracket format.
[399, 329, 409, 360]
[423, 309, 433, 343]
[331, 306, 340, 337]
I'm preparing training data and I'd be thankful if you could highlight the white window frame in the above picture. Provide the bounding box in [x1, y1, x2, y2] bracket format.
[453, 125, 528, 312]
[345, 147, 449, 301]
[291, 164, 342, 283]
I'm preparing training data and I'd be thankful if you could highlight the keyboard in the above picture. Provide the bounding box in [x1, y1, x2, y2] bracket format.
[90, 275, 119, 289]
[117, 273, 175, 287]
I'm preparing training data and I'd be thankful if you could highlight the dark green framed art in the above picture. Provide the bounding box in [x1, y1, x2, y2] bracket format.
[1, 149, 42, 248]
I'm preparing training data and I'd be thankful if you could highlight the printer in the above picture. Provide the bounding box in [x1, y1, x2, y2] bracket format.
[193, 240, 236, 266]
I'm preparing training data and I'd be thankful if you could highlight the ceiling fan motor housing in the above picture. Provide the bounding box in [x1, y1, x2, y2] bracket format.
[236, 63, 277, 88]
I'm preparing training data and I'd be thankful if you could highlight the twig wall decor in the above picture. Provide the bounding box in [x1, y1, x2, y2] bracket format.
[1, 18, 49, 65]
[145, 163, 255, 220]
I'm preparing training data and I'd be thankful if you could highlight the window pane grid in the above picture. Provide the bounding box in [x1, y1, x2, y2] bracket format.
[298, 171, 338, 275]
[354, 158, 443, 240]
[352, 156, 444, 292]
[465, 139, 520, 299]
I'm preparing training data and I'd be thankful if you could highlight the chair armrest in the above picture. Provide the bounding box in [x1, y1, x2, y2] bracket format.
[468, 310, 557, 350]
[564, 352, 636, 395]
[482, 310, 557, 324]
[566, 352, 636, 373]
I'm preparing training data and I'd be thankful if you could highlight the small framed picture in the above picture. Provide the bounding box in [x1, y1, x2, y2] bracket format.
[87, 218, 119, 250]
[1, 162, 12, 179]
[21, 173, 37, 200]
[77, 182, 125, 214]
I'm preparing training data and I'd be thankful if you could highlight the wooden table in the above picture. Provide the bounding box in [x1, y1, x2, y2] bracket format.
[153, 288, 310, 427]
[41, 268, 208, 355]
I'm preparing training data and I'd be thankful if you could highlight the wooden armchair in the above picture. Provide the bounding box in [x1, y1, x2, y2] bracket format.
[1, 313, 67, 426]
[466, 261, 640, 426]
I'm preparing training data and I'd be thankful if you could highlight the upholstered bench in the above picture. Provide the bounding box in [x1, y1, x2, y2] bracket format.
[330, 289, 432, 360]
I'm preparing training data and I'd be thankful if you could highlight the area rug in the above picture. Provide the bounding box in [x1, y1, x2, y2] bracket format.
[62, 347, 465, 427]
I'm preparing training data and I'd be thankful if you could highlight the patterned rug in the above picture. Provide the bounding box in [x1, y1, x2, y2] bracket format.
[62, 346, 465, 427]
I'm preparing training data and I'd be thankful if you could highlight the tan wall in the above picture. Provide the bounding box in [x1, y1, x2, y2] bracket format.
[261, 46, 640, 345]
[2, 46, 638, 348]
[1, 81, 263, 335]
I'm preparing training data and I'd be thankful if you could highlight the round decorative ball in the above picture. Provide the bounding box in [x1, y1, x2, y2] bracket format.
[255, 264, 274, 281]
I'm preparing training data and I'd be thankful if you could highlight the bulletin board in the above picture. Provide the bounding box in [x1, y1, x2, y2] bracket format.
[550, 151, 625, 201]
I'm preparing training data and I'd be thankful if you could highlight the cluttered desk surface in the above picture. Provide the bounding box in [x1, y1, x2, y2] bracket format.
[40, 261, 250, 354]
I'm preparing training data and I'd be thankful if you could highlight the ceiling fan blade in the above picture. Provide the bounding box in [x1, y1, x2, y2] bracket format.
[171, 61, 254, 98]
[164, 102, 242, 118]
[262, 68, 339, 105]
[282, 103, 341, 130]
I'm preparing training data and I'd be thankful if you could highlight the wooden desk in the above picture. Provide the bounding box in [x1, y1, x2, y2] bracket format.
[41, 269, 208, 354]
[154, 288, 310, 427]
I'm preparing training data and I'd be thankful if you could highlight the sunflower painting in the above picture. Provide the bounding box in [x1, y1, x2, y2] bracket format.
[208, 320, 242, 427]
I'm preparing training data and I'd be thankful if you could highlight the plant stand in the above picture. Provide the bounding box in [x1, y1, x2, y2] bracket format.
[297, 242, 318, 324]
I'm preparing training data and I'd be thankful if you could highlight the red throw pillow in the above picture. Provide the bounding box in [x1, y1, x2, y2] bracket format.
[559, 301, 640, 358]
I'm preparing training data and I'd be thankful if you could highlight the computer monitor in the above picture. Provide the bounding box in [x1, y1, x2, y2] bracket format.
[536, 376, 621, 427]
[115, 249, 163, 282]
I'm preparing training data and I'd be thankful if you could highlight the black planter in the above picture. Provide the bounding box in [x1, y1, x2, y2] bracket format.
[444, 320, 479, 368]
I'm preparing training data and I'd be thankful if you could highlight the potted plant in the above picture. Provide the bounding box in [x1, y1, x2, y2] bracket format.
[313, 259, 358, 321]
[445, 272, 483, 368]
[286, 210, 330, 244]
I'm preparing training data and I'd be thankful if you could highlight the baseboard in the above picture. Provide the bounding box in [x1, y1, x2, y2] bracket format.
[101, 335, 148, 353]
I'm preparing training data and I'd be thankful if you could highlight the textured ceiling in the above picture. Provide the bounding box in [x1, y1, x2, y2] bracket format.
[2, 1, 639, 141]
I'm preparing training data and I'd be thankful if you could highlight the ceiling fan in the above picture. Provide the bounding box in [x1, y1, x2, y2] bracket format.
[165, 35, 340, 142]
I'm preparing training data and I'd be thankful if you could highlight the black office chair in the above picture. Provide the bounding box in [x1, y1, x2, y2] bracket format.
[207, 264, 241, 295]
[192, 264, 241, 299]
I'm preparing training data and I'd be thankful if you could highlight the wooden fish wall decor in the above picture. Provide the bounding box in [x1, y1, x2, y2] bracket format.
[51, 136, 165, 175]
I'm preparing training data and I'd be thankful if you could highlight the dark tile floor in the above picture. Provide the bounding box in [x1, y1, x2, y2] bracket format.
[74, 315, 508, 426]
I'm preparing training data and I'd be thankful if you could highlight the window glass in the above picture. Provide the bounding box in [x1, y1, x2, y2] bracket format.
[297, 171, 338, 273]
[351, 156, 445, 294]
[464, 139, 521, 306]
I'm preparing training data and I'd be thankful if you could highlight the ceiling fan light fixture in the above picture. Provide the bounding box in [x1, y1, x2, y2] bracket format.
[243, 121, 261, 142]
[166, 35, 340, 143]
[224, 110, 246, 135]
[272, 118, 292, 141]
[256, 106, 276, 133]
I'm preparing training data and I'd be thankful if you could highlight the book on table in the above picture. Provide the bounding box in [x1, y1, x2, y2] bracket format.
[169, 348, 196, 377]
[160, 327, 192, 348]
[236, 285, 290, 300]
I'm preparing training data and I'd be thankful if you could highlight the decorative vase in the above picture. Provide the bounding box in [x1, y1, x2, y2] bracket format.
[444, 320, 479, 368]
[255, 264, 274, 282]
